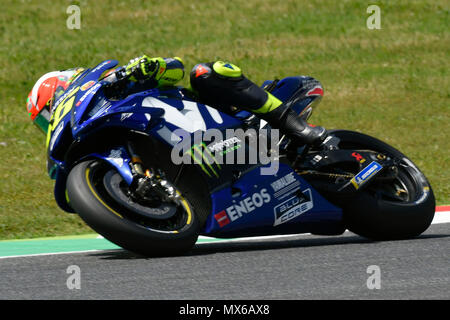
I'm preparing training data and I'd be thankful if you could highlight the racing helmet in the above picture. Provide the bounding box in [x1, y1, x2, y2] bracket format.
[27, 69, 83, 133]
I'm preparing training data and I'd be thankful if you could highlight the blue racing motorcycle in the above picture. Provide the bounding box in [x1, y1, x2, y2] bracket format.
[46, 60, 435, 256]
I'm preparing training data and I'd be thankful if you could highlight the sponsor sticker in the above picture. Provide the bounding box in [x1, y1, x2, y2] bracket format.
[351, 152, 366, 164]
[350, 161, 383, 189]
[271, 172, 297, 192]
[107, 149, 124, 167]
[207, 136, 241, 154]
[186, 142, 222, 178]
[270, 172, 300, 200]
[273, 189, 313, 226]
[214, 188, 271, 228]
[76, 83, 101, 107]
[214, 210, 231, 228]
[120, 113, 133, 121]
[81, 80, 96, 91]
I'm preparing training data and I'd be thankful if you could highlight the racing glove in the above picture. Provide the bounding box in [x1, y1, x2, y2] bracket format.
[125, 55, 160, 82]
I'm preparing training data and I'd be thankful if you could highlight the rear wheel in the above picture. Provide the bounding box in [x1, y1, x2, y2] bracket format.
[66, 160, 200, 256]
[306, 130, 436, 240]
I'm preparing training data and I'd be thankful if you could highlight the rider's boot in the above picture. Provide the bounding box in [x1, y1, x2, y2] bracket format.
[190, 61, 327, 146]
[257, 94, 328, 146]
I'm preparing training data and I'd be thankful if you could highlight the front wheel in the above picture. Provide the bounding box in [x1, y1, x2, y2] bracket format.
[66, 160, 200, 256]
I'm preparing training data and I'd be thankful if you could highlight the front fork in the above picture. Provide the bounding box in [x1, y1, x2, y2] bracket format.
[126, 141, 179, 203]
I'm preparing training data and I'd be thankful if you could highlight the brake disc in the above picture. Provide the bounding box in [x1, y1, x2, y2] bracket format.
[103, 170, 177, 220]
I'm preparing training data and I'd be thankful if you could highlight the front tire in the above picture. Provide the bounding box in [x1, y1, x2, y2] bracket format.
[66, 160, 200, 256]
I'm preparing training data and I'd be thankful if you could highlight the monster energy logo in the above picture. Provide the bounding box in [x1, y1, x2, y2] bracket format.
[171, 128, 280, 176]
[186, 142, 222, 178]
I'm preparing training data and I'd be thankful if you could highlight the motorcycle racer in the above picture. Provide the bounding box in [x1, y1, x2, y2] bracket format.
[27, 55, 327, 146]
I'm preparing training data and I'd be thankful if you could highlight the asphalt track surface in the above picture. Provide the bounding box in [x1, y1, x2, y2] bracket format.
[0, 223, 448, 300]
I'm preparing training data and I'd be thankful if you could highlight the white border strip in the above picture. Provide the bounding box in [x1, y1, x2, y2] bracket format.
[431, 211, 450, 224]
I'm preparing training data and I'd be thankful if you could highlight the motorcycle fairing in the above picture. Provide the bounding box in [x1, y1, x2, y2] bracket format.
[202, 163, 344, 238]
[50, 61, 344, 238]
[47, 60, 119, 159]
[49, 62, 247, 212]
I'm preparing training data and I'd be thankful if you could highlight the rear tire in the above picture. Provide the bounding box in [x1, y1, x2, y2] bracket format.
[328, 130, 436, 240]
[66, 160, 200, 256]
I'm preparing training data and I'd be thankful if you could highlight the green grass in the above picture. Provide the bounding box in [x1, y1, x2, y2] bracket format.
[0, 0, 448, 240]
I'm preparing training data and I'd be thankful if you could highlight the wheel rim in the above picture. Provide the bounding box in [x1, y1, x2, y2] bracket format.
[87, 162, 193, 233]
[103, 170, 178, 220]
[368, 162, 416, 203]
[335, 135, 431, 205]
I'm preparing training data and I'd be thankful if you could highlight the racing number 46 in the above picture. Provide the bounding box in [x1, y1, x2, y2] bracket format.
[46, 87, 80, 148]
